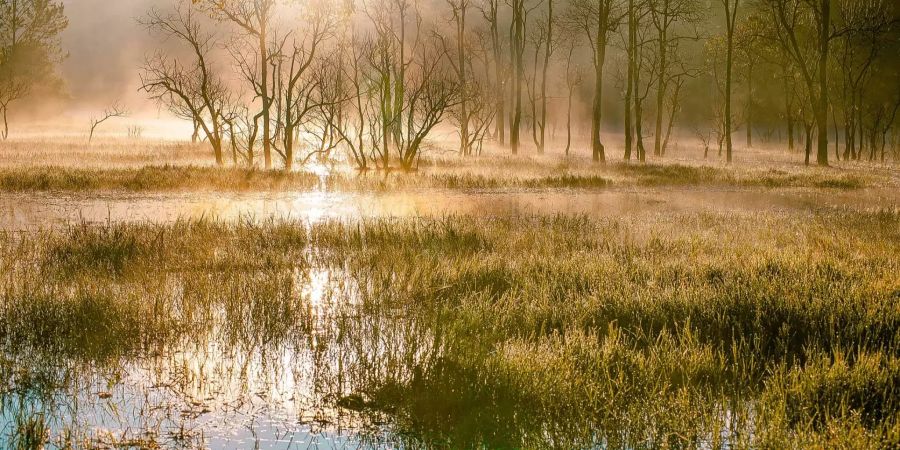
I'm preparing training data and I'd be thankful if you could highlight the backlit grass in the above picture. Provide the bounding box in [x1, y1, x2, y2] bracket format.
[1, 209, 898, 448]
[0, 162, 876, 192]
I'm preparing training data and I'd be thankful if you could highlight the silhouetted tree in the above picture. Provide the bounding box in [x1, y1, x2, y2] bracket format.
[141, 4, 231, 166]
[0, 0, 67, 139]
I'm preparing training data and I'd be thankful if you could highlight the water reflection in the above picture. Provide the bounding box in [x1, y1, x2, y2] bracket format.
[4, 187, 897, 230]
[0, 260, 432, 449]
[3, 197, 894, 448]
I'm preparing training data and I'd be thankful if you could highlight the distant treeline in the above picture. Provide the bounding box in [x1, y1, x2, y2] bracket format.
[1, 0, 898, 168]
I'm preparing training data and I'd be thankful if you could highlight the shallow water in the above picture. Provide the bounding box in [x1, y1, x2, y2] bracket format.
[3, 186, 897, 448]
[1, 266, 425, 449]
[4, 187, 897, 230]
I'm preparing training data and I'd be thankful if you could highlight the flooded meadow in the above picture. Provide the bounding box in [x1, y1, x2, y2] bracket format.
[1, 139, 898, 449]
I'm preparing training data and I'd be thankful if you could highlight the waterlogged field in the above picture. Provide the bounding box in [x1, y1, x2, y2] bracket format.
[0, 137, 899, 449]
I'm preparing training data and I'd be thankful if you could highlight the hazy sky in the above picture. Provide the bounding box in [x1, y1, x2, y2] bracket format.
[60, 0, 167, 110]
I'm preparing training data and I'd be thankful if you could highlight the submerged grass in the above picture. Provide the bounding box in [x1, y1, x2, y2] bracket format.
[0, 210, 898, 448]
[0, 162, 877, 192]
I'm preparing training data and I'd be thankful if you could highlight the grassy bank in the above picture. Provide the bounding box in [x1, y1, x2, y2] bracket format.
[1, 210, 898, 448]
[0, 163, 874, 193]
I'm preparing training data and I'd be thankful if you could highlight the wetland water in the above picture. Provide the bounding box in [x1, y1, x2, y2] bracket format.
[2, 187, 897, 449]
[3, 187, 897, 230]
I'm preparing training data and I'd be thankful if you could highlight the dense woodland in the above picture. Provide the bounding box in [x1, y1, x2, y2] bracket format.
[1, 0, 898, 169]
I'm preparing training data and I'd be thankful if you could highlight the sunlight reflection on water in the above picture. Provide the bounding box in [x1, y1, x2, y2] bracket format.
[2, 187, 897, 230]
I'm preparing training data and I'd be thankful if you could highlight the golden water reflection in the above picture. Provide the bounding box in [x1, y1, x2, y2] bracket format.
[4, 187, 897, 230]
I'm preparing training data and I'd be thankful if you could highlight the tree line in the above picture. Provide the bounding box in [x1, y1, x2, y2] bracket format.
[0, 0, 898, 168]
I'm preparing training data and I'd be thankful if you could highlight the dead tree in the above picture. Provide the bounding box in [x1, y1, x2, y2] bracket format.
[140, 5, 231, 165]
[565, 0, 623, 163]
[88, 103, 128, 143]
[534, 0, 556, 153]
[269, 8, 334, 170]
[477, 0, 508, 145]
[445, 0, 474, 155]
[720, 0, 739, 162]
[563, 41, 584, 156]
[758, 0, 833, 166]
[395, 43, 462, 170]
[509, 0, 528, 155]
[195, 0, 277, 169]
[649, 0, 702, 157]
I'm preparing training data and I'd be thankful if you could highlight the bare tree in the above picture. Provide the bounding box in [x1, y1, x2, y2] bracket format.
[269, 7, 334, 170]
[395, 42, 462, 169]
[562, 40, 584, 156]
[534, 0, 556, 153]
[444, 0, 475, 155]
[622, 0, 651, 160]
[141, 4, 232, 166]
[832, 0, 893, 161]
[648, 0, 702, 157]
[565, 0, 623, 163]
[194, 0, 277, 169]
[451, 29, 499, 156]
[326, 33, 373, 171]
[477, 0, 509, 145]
[758, 0, 833, 166]
[223, 104, 260, 166]
[509, 0, 528, 155]
[88, 103, 128, 143]
[0, 78, 26, 140]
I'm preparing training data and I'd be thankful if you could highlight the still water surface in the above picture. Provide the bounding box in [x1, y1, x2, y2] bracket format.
[3, 187, 897, 230]
[2, 187, 896, 448]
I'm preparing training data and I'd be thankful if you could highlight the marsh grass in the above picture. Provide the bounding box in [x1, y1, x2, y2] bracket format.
[0, 209, 897, 448]
[0, 166, 324, 192]
[610, 163, 872, 189]
[0, 162, 877, 193]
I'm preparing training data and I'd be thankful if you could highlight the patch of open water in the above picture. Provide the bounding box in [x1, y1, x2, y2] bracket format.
[3, 187, 897, 230]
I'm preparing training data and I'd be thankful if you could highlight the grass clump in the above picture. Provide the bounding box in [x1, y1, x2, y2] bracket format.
[0, 165, 323, 192]
[0, 161, 876, 193]
[0, 210, 897, 448]
[611, 163, 870, 189]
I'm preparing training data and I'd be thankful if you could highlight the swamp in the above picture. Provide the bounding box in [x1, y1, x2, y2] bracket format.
[0, 0, 899, 448]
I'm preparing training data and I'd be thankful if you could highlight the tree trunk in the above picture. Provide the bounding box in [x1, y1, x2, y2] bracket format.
[814, 0, 830, 166]
[804, 123, 812, 165]
[260, 25, 273, 169]
[538, 0, 553, 154]
[591, 4, 608, 163]
[510, 0, 524, 155]
[0, 107, 7, 140]
[843, 119, 852, 160]
[787, 112, 794, 151]
[624, 0, 635, 161]
[725, 22, 734, 162]
[457, 3, 470, 156]
[486, 2, 506, 146]
[653, 29, 667, 157]
[566, 88, 573, 156]
[746, 63, 752, 148]
[831, 104, 840, 161]
[192, 119, 200, 143]
[633, 44, 647, 162]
